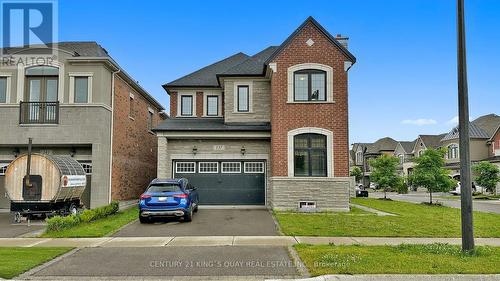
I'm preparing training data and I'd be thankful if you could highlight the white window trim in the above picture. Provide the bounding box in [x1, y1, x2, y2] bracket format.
[221, 162, 241, 173]
[0, 73, 12, 104]
[233, 82, 253, 113]
[198, 162, 219, 174]
[68, 72, 93, 104]
[287, 127, 333, 177]
[202, 91, 222, 117]
[17, 61, 64, 103]
[175, 162, 196, 174]
[177, 92, 196, 117]
[447, 143, 459, 159]
[287, 63, 334, 103]
[244, 162, 265, 174]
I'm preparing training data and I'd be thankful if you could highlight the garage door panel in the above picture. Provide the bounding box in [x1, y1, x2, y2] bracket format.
[174, 161, 265, 205]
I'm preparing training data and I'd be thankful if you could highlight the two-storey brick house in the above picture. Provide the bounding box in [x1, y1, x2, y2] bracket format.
[0, 42, 164, 209]
[155, 17, 356, 211]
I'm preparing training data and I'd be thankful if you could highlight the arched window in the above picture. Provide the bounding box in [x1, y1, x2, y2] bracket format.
[418, 150, 424, 157]
[398, 154, 404, 165]
[25, 66, 59, 102]
[294, 133, 327, 177]
[447, 144, 459, 159]
[293, 69, 326, 101]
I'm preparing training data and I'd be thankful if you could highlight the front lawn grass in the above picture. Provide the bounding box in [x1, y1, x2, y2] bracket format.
[42, 207, 137, 238]
[0, 247, 72, 279]
[275, 198, 500, 237]
[295, 243, 500, 276]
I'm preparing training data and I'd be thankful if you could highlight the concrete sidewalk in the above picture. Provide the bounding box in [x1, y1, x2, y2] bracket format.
[1, 236, 500, 248]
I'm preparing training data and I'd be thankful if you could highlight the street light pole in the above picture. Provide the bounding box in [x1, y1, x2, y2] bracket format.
[457, 0, 475, 251]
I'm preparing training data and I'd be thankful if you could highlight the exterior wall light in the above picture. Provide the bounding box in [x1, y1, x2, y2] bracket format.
[192, 146, 198, 155]
[70, 147, 76, 157]
[13, 148, 20, 158]
[241, 146, 246, 155]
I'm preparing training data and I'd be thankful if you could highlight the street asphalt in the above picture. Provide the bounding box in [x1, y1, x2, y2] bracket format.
[114, 209, 279, 237]
[32, 246, 300, 278]
[0, 212, 44, 238]
[369, 192, 500, 214]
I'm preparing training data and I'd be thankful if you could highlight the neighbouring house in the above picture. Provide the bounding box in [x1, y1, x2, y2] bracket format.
[351, 137, 398, 186]
[487, 123, 500, 194]
[0, 42, 165, 209]
[393, 140, 416, 176]
[440, 114, 500, 181]
[155, 17, 356, 211]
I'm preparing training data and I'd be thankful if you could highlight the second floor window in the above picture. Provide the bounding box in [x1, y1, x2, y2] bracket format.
[294, 69, 326, 101]
[356, 151, 363, 165]
[0, 77, 6, 103]
[74, 77, 89, 103]
[398, 154, 404, 165]
[447, 144, 459, 159]
[181, 95, 193, 116]
[237, 85, 249, 112]
[25, 66, 59, 102]
[206, 95, 218, 116]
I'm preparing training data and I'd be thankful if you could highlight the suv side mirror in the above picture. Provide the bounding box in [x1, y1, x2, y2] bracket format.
[192, 186, 197, 190]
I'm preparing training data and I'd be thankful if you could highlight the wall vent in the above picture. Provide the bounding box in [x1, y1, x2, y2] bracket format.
[298, 201, 317, 212]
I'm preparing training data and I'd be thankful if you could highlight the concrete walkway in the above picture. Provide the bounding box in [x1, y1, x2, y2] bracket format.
[1, 236, 500, 247]
[350, 203, 397, 216]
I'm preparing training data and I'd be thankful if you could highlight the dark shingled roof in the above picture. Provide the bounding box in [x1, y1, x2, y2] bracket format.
[420, 134, 447, 148]
[399, 140, 416, 154]
[365, 137, 398, 154]
[1, 41, 109, 57]
[220, 46, 279, 76]
[163, 53, 250, 88]
[441, 114, 500, 141]
[154, 118, 271, 132]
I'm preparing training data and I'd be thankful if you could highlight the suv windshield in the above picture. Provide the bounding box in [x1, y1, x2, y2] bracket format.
[147, 183, 182, 193]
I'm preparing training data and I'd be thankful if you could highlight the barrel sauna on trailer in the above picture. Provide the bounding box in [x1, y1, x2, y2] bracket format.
[5, 153, 87, 221]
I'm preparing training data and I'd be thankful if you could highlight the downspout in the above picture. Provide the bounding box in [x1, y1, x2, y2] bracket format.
[108, 69, 121, 204]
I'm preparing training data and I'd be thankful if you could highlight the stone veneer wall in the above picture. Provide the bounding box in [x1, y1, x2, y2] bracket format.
[270, 177, 351, 211]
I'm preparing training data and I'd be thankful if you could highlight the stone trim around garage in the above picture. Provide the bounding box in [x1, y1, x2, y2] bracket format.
[270, 176, 351, 212]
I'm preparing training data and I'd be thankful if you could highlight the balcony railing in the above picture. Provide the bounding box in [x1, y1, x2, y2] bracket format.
[19, 102, 59, 124]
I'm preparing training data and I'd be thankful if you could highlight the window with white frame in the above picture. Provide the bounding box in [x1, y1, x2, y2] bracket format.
[0, 77, 7, 103]
[398, 154, 404, 165]
[356, 151, 363, 165]
[199, 162, 218, 173]
[0, 163, 9, 175]
[221, 162, 241, 173]
[80, 163, 92, 175]
[447, 144, 459, 159]
[244, 162, 264, 173]
[176, 162, 195, 173]
[180, 95, 193, 116]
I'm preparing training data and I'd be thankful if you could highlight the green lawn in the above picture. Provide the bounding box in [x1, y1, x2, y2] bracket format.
[295, 243, 500, 275]
[0, 247, 72, 279]
[275, 198, 500, 237]
[42, 207, 138, 238]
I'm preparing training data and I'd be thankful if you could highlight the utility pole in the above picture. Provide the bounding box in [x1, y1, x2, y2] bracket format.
[457, 0, 474, 251]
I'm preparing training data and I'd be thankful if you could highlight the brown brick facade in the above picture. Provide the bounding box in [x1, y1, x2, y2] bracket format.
[196, 91, 203, 117]
[111, 76, 160, 200]
[170, 91, 177, 117]
[270, 22, 350, 177]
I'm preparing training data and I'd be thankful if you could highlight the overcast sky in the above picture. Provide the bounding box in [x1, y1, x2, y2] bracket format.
[58, 0, 500, 144]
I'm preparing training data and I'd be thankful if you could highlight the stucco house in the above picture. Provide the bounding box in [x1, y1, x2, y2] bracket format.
[0, 42, 165, 209]
[155, 17, 356, 211]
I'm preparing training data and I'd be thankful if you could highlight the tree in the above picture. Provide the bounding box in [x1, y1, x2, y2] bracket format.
[473, 161, 500, 193]
[410, 148, 456, 204]
[368, 154, 403, 199]
[350, 166, 363, 183]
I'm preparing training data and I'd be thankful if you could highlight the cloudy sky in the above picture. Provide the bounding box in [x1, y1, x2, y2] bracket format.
[58, 0, 500, 144]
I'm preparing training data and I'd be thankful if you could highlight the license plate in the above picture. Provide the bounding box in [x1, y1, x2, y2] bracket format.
[158, 197, 168, 201]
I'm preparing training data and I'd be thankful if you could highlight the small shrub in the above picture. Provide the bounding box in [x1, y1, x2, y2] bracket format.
[397, 184, 409, 194]
[46, 201, 120, 232]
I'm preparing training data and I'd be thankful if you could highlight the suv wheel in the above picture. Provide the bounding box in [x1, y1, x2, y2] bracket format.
[184, 208, 193, 222]
[139, 216, 150, 224]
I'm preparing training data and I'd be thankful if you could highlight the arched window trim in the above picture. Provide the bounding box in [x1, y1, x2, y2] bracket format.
[16, 61, 64, 103]
[287, 63, 333, 103]
[447, 143, 459, 159]
[287, 127, 333, 177]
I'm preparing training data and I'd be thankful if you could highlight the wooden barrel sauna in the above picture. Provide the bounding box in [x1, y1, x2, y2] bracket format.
[5, 153, 86, 218]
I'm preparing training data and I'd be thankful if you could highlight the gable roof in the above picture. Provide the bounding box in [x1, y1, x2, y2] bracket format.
[265, 16, 356, 64]
[399, 140, 417, 154]
[2, 41, 164, 110]
[219, 46, 279, 76]
[441, 114, 500, 141]
[163, 52, 250, 89]
[418, 134, 447, 149]
[365, 137, 398, 154]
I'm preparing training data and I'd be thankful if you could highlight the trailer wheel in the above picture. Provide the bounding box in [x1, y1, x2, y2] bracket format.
[13, 212, 22, 223]
[69, 204, 78, 216]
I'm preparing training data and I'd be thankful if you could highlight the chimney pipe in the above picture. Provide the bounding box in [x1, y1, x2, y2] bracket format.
[336, 34, 349, 49]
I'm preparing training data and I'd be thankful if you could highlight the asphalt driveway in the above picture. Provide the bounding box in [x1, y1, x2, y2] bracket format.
[114, 209, 279, 237]
[32, 246, 299, 278]
[0, 212, 44, 238]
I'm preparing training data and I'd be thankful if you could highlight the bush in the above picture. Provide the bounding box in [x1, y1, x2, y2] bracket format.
[46, 201, 120, 232]
[397, 184, 409, 194]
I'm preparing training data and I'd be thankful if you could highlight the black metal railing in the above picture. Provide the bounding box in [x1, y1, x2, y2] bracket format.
[19, 102, 59, 124]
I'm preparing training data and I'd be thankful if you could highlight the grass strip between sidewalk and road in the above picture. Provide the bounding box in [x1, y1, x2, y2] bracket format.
[276, 198, 500, 237]
[41, 207, 138, 238]
[295, 243, 500, 276]
[0, 247, 72, 279]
